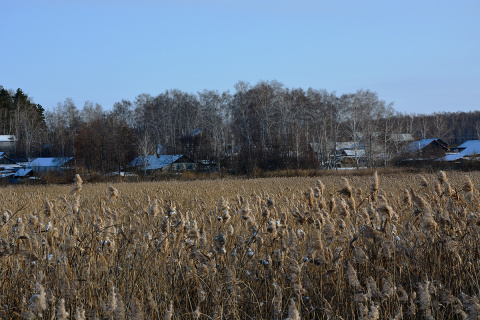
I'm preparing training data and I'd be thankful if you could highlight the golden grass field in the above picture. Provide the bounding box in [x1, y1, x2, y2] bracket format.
[1, 171, 480, 319]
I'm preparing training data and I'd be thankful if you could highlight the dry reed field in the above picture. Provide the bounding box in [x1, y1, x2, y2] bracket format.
[2, 171, 480, 319]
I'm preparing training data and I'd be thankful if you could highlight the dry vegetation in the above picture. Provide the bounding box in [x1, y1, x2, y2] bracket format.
[1, 171, 480, 319]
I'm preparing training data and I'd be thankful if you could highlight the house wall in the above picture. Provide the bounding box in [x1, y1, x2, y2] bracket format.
[31, 166, 69, 174]
[419, 143, 447, 159]
[0, 142, 16, 153]
[168, 163, 197, 171]
[0, 157, 16, 165]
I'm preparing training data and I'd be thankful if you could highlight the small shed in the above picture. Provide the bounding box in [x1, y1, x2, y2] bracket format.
[128, 155, 196, 172]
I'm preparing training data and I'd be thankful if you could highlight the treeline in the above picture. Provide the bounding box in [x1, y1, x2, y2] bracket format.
[1, 81, 479, 175]
[0, 87, 46, 157]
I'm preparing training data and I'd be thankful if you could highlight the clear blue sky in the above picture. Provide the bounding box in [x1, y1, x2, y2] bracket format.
[1, 0, 479, 114]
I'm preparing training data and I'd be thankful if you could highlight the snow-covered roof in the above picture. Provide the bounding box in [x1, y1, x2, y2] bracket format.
[404, 139, 435, 153]
[0, 171, 15, 178]
[128, 155, 184, 170]
[457, 140, 480, 151]
[336, 142, 356, 150]
[343, 149, 366, 157]
[335, 142, 364, 151]
[15, 168, 33, 177]
[29, 157, 74, 167]
[403, 139, 447, 153]
[437, 140, 480, 161]
[0, 135, 16, 142]
[438, 154, 463, 162]
[0, 164, 22, 169]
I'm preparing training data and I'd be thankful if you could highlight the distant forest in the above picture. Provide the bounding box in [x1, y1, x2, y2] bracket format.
[1, 81, 480, 174]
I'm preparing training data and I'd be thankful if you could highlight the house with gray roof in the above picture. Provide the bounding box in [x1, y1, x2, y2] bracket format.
[28, 157, 74, 173]
[128, 154, 196, 172]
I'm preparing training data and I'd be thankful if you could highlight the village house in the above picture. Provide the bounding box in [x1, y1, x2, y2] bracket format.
[308, 141, 367, 168]
[128, 154, 197, 172]
[437, 140, 480, 162]
[400, 138, 449, 161]
[28, 157, 75, 174]
[333, 142, 366, 167]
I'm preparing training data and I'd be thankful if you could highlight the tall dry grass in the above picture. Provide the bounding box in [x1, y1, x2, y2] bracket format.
[1, 171, 480, 319]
